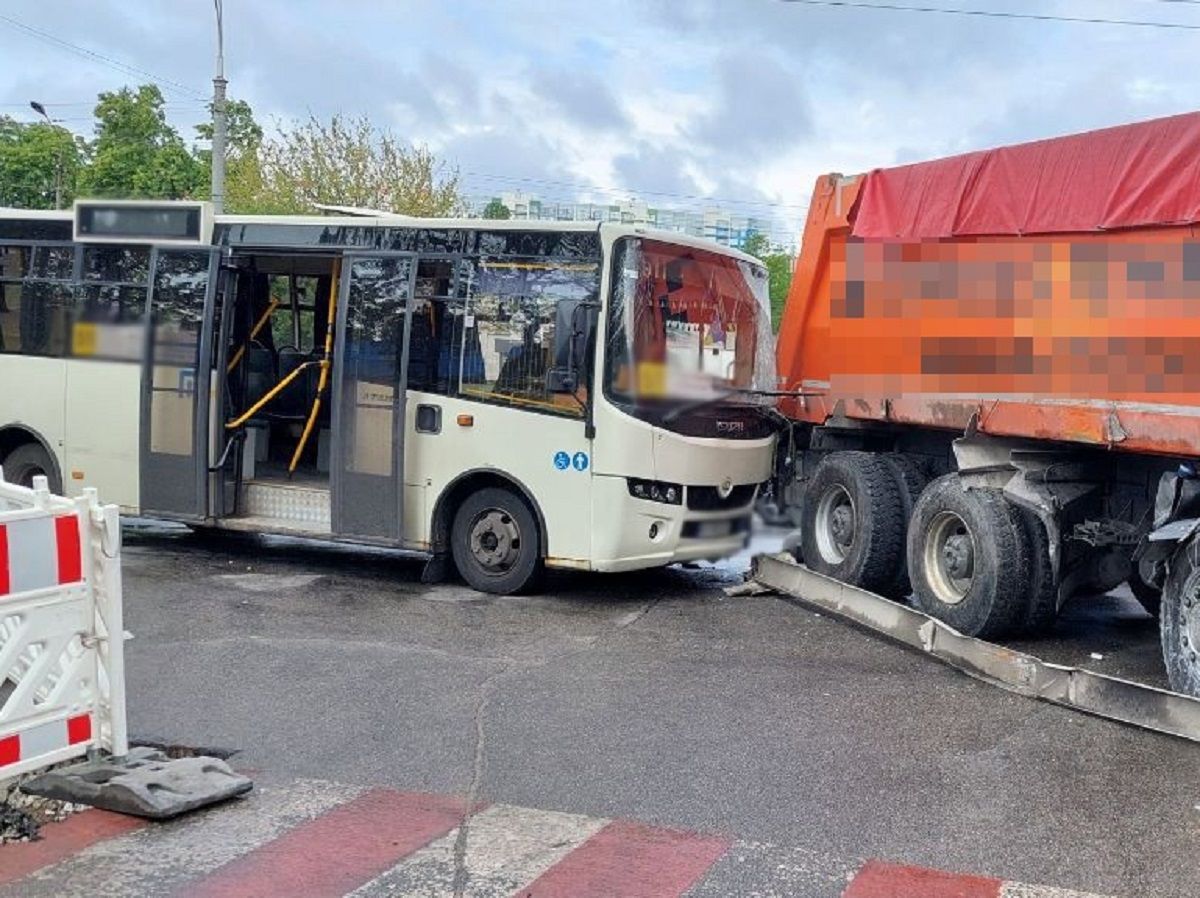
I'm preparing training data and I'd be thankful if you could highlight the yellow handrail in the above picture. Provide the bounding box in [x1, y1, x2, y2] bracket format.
[226, 298, 281, 374]
[288, 259, 341, 474]
[224, 360, 322, 430]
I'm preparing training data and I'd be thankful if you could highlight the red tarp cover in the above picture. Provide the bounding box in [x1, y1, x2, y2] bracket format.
[851, 112, 1200, 239]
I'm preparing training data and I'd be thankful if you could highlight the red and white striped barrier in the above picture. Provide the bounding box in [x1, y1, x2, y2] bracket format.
[0, 469, 127, 782]
[0, 512, 84, 597]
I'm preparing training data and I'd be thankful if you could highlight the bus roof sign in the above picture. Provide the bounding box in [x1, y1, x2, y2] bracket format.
[73, 200, 214, 246]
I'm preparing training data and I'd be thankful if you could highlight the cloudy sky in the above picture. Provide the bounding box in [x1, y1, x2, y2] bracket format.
[2, 0, 1198, 242]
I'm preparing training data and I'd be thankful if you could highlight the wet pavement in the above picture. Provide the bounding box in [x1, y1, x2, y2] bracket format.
[101, 521, 1200, 897]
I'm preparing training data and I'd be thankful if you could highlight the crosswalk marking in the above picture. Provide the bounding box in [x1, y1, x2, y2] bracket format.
[0, 780, 362, 898]
[0, 780, 1120, 898]
[684, 839, 860, 898]
[350, 804, 608, 898]
[517, 819, 732, 897]
[0, 810, 145, 886]
[842, 859, 1001, 897]
[1001, 886, 1115, 898]
[180, 790, 470, 898]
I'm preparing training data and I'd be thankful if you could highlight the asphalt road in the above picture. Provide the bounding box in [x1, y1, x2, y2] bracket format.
[114, 523, 1200, 897]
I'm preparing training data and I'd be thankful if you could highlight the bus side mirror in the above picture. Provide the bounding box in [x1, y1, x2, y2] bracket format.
[546, 299, 598, 395]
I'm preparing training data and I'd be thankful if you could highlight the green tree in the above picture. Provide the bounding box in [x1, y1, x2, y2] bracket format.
[0, 117, 84, 209]
[481, 198, 511, 219]
[742, 231, 769, 259]
[742, 231, 794, 331]
[231, 113, 463, 216]
[194, 99, 265, 208]
[79, 85, 203, 199]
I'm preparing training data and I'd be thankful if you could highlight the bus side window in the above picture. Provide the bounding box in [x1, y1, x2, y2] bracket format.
[0, 244, 78, 359]
[457, 256, 598, 417]
[407, 259, 465, 396]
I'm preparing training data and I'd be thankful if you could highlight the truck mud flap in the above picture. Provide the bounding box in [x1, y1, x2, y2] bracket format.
[21, 746, 252, 819]
[749, 553, 1200, 744]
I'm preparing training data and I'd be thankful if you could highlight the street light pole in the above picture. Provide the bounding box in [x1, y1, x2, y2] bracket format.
[211, 0, 228, 214]
[29, 101, 63, 210]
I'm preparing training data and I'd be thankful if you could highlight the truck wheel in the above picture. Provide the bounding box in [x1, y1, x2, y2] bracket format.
[1019, 508, 1059, 634]
[907, 474, 1029, 638]
[882, 454, 929, 599]
[800, 451, 904, 594]
[451, 487, 542, 595]
[1160, 541, 1200, 696]
[1, 442, 60, 494]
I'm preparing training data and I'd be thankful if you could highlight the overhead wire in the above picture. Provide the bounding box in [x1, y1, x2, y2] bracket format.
[463, 170, 809, 213]
[0, 13, 208, 100]
[776, 0, 1200, 29]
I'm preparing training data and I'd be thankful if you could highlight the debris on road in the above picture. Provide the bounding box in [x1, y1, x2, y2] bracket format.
[2, 772, 88, 844]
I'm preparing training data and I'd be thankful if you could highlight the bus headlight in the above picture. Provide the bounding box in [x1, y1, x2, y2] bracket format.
[627, 478, 682, 505]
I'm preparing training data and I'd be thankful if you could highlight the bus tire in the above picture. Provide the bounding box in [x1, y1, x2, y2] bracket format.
[882, 453, 929, 599]
[907, 474, 1029, 639]
[1160, 540, 1200, 696]
[1019, 508, 1059, 634]
[2, 442, 61, 494]
[800, 451, 904, 594]
[451, 487, 543, 595]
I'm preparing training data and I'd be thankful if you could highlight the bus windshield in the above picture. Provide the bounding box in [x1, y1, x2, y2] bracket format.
[605, 237, 775, 434]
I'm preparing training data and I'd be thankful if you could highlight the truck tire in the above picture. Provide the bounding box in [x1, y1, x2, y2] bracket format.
[907, 474, 1030, 638]
[1019, 508, 1059, 634]
[800, 451, 904, 594]
[1, 442, 60, 494]
[451, 487, 542, 595]
[882, 453, 929, 599]
[1128, 575, 1162, 619]
[1160, 541, 1200, 696]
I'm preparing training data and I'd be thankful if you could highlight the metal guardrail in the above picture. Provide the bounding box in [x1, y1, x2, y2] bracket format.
[750, 553, 1200, 744]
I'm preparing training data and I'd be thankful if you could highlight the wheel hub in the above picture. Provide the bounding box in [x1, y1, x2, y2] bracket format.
[941, 533, 974, 581]
[830, 505, 854, 544]
[469, 509, 521, 573]
[814, 485, 856, 565]
[924, 510, 975, 606]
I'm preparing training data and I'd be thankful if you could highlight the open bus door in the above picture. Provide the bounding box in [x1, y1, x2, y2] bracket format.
[330, 253, 417, 542]
[139, 246, 225, 520]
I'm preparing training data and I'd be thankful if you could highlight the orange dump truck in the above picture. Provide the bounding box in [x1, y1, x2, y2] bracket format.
[772, 112, 1200, 695]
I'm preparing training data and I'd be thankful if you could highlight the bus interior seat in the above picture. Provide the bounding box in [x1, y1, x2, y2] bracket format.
[275, 348, 315, 419]
[245, 344, 276, 407]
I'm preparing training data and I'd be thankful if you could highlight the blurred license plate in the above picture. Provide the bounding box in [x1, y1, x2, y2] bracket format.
[695, 520, 732, 539]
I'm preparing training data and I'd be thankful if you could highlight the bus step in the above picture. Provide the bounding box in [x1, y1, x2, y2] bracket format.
[241, 480, 331, 528]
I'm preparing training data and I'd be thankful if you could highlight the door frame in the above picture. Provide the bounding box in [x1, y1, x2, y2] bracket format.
[330, 251, 418, 543]
[138, 245, 223, 521]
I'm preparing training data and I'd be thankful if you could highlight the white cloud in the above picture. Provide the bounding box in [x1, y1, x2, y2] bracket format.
[2, 0, 1199, 245]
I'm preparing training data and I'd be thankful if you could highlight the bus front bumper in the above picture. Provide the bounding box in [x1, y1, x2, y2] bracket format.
[587, 475, 754, 573]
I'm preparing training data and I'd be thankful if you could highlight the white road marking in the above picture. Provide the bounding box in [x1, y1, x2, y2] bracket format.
[350, 803, 609, 898]
[1001, 884, 1115, 898]
[214, 573, 326, 592]
[0, 780, 1124, 898]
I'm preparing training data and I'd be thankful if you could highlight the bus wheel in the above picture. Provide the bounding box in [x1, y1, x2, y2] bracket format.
[1, 443, 60, 494]
[800, 451, 904, 594]
[451, 487, 542, 595]
[1160, 540, 1200, 696]
[907, 474, 1028, 639]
